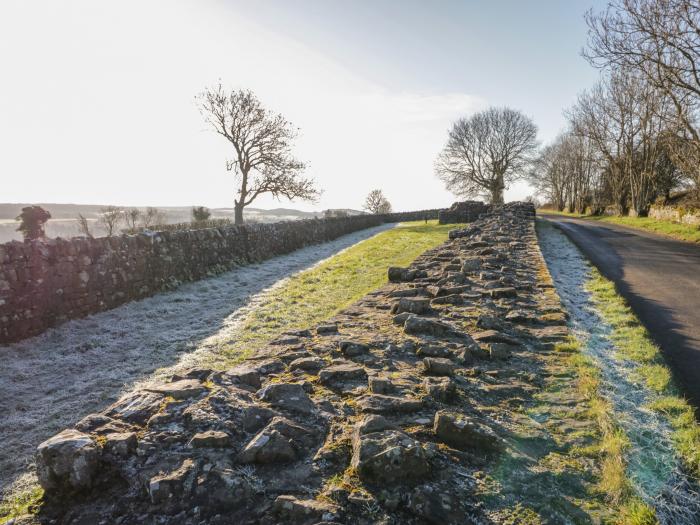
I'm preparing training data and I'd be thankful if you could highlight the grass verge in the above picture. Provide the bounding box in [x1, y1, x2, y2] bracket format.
[585, 271, 700, 477]
[560, 339, 657, 523]
[217, 220, 462, 364]
[0, 487, 43, 524]
[537, 209, 700, 243]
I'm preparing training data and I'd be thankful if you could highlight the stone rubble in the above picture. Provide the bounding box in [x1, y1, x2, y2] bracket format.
[33, 202, 572, 524]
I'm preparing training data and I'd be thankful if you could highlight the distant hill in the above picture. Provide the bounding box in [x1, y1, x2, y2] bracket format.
[0, 203, 365, 243]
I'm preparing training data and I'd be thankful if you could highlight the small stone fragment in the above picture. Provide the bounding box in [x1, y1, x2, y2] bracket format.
[433, 411, 500, 451]
[289, 356, 325, 373]
[319, 363, 367, 386]
[422, 357, 455, 376]
[487, 343, 513, 360]
[36, 429, 99, 492]
[148, 459, 196, 505]
[489, 287, 517, 299]
[257, 382, 315, 414]
[146, 379, 206, 400]
[351, 429, 430, 483]
[224, 365, 262, 389]
[356, 394, 423, 414]
[388, 266, 416, 282]
[339, 340, 369, 357]
[391, 297, 431, 315]
[473, 330, 520, 346]
[404, 315, 451, 337]
[273, 495, 338, 524]
[368, 376, 391, 394]
[237, 429, 296, 464]
[424, 377, 457, 402]
[103, 432, 137, 457]
[189, 430, 230, 448]
[316, 324, 339, 335]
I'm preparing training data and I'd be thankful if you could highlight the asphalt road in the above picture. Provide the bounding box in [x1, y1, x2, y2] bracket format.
[540, 214, 700, 411]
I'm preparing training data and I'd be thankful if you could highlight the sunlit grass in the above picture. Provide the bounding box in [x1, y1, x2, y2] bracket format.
[585, 270, 700, 477]
[217, 220, 463, 364]
[0, 486, 43, 524]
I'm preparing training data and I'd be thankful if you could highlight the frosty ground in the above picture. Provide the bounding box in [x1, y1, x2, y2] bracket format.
[0, 223, 394, 499]
[538, 220, 700, 524]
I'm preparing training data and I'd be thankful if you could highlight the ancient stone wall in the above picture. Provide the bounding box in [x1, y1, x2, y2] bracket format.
[33, 202, 578, 525]
[0, 210, 439, 344]
[438, 201, 488, 224]
[648, 204, 700, 226]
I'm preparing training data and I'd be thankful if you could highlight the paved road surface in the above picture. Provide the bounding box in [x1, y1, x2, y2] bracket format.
[540, 214, 700, 411]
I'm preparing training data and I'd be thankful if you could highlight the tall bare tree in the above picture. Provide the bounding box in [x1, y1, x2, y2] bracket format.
[142, 207, 165, 229]
[435, 107, 538, 204]
[76, 213, 93, 238]
[98, 206, 124, 237]
[363, 189, 392, 214]
[124, 208, 142, 233]
[197, 85, 320, 224]
[584, 0, 700, 191]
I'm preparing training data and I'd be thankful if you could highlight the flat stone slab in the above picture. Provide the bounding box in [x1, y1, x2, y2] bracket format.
[146, 379, 207, 400]
[257, 382, 315, 414]
[356, 394, 423, 414]
[319, 363, 367, 385]
[473, 330, 520, 346]
[104, 390, 165, 424]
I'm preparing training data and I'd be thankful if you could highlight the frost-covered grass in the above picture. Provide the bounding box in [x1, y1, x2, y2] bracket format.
[563, 342, 656, 521]
[538, 220, 699, 523]
[218, 220, 462, 364]
[586, 272, 700, 477]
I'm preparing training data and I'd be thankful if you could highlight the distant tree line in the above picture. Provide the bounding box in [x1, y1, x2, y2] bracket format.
[529, 0, 700, 215]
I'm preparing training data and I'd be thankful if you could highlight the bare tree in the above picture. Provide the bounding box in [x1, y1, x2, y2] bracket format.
[98, 206, 124, 237]
[124, 208, 142, 233]
[584, 0, 700, 191]
[528, 135, 571, 211]
[197, 85, 320, 224]
[435, 107, 538, 203]
[363, 189, 392, 214]
[76, 214, 93, 238]
[142, 207, 165, 229]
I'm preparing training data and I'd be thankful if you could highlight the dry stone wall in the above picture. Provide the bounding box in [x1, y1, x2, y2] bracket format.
[33, 202, 578, 525]
[438, 201, 488, 224]
[0, 210, 440, 344]
[648, 204, 700, 226]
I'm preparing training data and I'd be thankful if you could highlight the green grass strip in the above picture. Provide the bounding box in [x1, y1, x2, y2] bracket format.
[558, 339, 657, 523]
[0, 487, 43, 524]
[218, 220, 462, 364]
[585, 271, 700, 477]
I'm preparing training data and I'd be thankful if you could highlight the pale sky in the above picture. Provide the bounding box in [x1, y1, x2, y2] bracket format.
[0, 1, 604, 212]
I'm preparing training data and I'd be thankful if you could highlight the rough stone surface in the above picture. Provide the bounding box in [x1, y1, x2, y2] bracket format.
[351, 429, 430, 483]
[257, 382, 316, 414]
[36, 429, 99, 492]
[433, 411, 501, 451]
[34, 202, 579, 524]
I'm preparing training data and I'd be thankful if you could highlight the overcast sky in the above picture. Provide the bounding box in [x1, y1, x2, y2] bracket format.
[0, 0, 605, 212]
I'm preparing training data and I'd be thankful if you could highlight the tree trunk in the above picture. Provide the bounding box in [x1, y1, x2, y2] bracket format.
[234, 202, 244, 225]
[489, 177, 505, 204]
